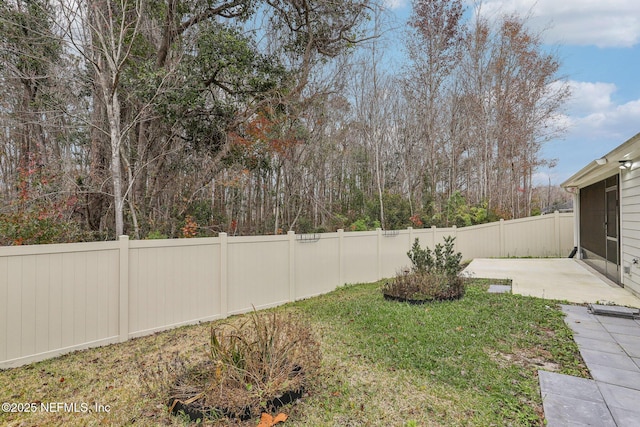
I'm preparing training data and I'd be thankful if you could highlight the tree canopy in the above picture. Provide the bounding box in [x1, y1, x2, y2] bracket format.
[0, 0, 571, 243]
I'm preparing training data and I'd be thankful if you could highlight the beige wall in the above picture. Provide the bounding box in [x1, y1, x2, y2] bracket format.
[0, 212, 573, 368]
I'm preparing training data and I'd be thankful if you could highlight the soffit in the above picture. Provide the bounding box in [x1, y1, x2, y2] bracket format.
[561, 132, 640, 189]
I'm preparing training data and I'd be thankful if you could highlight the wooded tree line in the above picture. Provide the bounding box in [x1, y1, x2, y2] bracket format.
[0, 0, 570, 243]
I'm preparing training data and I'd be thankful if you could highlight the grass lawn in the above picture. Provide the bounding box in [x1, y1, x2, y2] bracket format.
[0, 279, 588, 426]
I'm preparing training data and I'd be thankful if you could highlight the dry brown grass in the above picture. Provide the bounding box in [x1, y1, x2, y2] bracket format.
[0, 280, 586, 426]
[382, 271, 465, 302]
[168, 310, 321, 421]
[1, 323, 210, 426]
[0, 311, 321, 427]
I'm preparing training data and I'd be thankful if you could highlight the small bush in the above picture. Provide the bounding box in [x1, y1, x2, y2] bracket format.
[385, 236, 464, 302]
[169, 310, 320, 421]
[383, 271, 465, 302]
[407, 236, 463, 277]
[349, 216, 381, 231]
[0, 160, 88, 245]
[407, 238, 431, 274]
[145, 230, 168, 239]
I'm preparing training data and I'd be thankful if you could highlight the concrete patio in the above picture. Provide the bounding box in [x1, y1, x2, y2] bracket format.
[464, 258, 640, 426]
[464, 258, 640, 308]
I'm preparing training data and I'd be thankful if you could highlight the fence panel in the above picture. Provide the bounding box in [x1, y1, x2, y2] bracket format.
[128, 239, 221, 337]
[410, 227, 456, 249]
[503, 213, 572, 257]
[559, 214, 575, 255]
[342, 231, 379, 284]
[503, 216, 547, 257]
[226, 236, 290, 314]
[0, 242, 119, 367]
[457, 222, 501, 260]
[380, 230, 412, 278]
[294, 233, 340, 299]
[1, 213, 575, 368]
[434, 227, 457, 247]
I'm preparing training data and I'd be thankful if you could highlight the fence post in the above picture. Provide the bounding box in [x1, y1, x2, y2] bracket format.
[452, 225, 457, 250]
[338, 229, 344, 287]
[118, 235, 129, 343]
[377, 228, 382, 280]
[499, 219, 505, 257]
[219, 232, 228, 319]
[407, 226, 413, 249]
[288, 230, 296, 301]
[554, 210, 561, 256]
[431, 225, 436, 248]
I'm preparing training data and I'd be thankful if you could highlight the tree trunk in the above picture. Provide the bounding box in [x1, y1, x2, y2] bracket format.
[102, 81, 124, 237]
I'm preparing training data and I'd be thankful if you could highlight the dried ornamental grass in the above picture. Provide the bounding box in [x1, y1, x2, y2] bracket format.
[169, 310, 321, 421]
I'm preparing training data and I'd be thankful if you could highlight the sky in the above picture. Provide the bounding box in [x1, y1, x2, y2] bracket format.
[383, 0, 640, 186]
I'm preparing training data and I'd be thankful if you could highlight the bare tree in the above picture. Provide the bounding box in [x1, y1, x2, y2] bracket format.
[57, 0, 144, 237]
[406, 0, 465, 200]
[458, 11, 569, 217]
[0, 0, 62, 172]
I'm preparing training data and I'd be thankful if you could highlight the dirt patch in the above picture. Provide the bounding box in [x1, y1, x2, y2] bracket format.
[491, 349, 561, 372]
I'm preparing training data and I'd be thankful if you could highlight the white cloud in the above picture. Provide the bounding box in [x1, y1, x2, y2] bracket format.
[542, 80, 619, 134]
[564, 84, 640, 140]
[565, 81, 616, 115]
[385, 0, 410, 11]
[472, 0, 640, 47]
[543, 80, 640, 169]
[593, 99, 640, 135]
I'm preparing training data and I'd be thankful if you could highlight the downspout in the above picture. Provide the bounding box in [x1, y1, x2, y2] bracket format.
[618, 168, 624, 287]
[564, 186, 580, 258]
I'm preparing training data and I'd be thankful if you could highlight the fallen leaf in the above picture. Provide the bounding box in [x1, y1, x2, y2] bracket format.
[257, 412, 288, 427]
[273, 413, 288, 423]
[258, 413, 273, 427]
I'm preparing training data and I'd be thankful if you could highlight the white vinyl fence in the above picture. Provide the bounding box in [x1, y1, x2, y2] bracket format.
[0, 212, 573, 368]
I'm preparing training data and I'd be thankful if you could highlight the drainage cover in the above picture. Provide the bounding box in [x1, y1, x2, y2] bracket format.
[588, 304, 639, 318]
[488, 284, 512, 294]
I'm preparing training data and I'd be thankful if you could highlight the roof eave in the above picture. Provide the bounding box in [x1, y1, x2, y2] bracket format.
[561, 132, 640, 189]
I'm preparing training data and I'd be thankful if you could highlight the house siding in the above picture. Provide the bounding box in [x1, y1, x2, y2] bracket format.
[620, 168, 640, 297]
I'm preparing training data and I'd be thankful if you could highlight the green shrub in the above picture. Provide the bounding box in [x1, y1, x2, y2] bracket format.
[364, 192, 413, 230]
[145, 230, 168, 239]
[386, 236, 464, 301]
[0, 163, 88, 245]
[349, 216, 380, 231]
[407, 236, 463, 278]
[407, 238, 431, 274]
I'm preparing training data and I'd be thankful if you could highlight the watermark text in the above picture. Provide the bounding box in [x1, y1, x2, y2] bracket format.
[2, 401, 110, 414]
